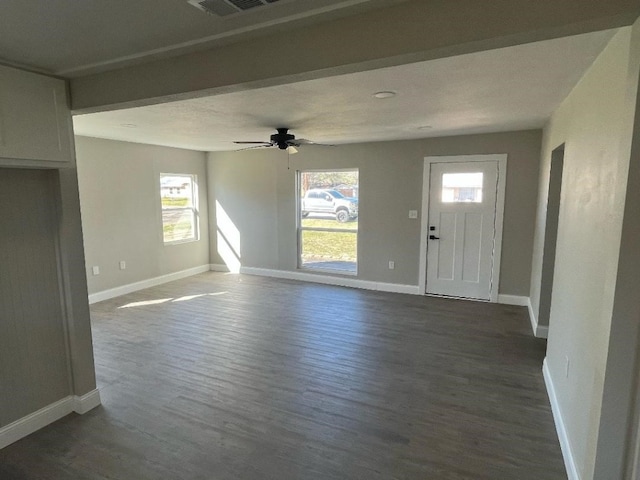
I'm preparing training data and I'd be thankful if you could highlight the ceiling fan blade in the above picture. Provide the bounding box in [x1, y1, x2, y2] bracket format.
[295, 138, 336, 147]
[233, 141, 272, 145]
[305, 142, 336, 147]
[235, 144, 273, 151]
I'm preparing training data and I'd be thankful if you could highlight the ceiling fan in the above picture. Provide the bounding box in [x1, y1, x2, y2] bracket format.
[234, 128, 331, 153]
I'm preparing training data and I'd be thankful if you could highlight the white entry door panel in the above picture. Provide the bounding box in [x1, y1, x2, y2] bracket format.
[426, 161, 499, 300]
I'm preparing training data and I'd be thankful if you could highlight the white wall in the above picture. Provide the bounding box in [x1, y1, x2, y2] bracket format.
[593, 19, 640, 479]
[208, 130, 542, 295]
[530, 25, 640, 479]
[75, 136, 210, 295]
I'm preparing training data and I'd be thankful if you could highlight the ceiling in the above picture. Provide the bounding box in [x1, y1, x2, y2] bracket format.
[72, 29, 616, 151]
[0, 0, 618, 152]
[0, 0, 407, 76]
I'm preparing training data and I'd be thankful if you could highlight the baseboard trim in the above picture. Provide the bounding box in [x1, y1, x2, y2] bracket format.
[0, 397, 73, 450]
[90, 264, 538, 311]
[527, 298, 549, 338]
[0, 388, 101, 450]
[497, 295, 549, 337]
[536, 324, 549, 338]
[210, 264, 230, 272]
[543, 358, 580, 480]
[238, 267, 421, 295]
[88, 265, 211, 304]
[73, 389, 101, 415]
[497, 294, 529, 306]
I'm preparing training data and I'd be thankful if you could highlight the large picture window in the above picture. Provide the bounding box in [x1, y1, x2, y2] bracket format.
[160, 173, 198, 244]
[298, 169, 359, 274]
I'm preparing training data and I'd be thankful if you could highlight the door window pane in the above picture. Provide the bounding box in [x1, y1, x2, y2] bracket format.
[442, 172, 483, 203]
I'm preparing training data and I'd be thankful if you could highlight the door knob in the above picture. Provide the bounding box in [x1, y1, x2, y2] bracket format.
[429, 235, 440, 240]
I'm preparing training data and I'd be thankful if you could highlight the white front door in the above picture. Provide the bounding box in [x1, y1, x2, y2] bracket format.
[425, 160, 500, 300]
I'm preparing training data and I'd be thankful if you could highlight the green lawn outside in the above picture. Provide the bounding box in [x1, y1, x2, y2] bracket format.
[163, 221, 194, 242]
[301, 230, 357, 261]
[300, 215, 357, 261]
[162, 209, 194, 242]
[301, 217, 358, 230]
[161, 196, 189, 207]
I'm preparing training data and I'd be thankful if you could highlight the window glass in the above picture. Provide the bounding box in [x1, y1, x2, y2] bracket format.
[442, 172, 483, 203]
[298, 170, 358, 274]
[160, 173, 198, 244]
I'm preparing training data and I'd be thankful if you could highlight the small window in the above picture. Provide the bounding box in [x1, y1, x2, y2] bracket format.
[160, 173, 198, 244]
[442, 173, 483, 203]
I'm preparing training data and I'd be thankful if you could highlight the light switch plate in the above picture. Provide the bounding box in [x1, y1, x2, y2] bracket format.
[409, 210, 418, 219]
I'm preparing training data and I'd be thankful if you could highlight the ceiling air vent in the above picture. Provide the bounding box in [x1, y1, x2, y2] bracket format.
[188, 0, 281, 17]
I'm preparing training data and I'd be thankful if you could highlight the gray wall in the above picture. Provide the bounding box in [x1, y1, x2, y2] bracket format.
[75, 136, 210, 295]
[529, 25, 640, 479]
[0, 167, 97, 427]
[208, 130, 541, 295]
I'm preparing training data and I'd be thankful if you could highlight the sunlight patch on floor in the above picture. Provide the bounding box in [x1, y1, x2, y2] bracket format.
[118, 292, 227, 309]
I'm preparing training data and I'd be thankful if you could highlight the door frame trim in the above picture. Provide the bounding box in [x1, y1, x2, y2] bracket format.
[418, 154, 507, 302]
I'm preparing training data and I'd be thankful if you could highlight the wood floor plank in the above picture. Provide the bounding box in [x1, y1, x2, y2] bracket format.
[0, 272, 566, 479]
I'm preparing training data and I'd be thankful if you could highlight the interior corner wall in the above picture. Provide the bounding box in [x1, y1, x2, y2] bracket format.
[529, 26, 639, 479]
[207, 148, 280, 271]
[207, 129, 541, 295]
[75, 136, 210, 295]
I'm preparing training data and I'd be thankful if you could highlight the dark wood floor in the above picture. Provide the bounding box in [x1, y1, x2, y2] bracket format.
[0, 272, 566, 479]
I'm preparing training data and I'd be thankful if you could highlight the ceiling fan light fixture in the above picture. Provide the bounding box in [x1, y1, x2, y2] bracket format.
[234, 128, 332, 151]
[373, 91, 396, 99]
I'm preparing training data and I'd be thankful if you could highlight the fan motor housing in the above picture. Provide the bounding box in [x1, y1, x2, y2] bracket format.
[271, 128, 295, 149]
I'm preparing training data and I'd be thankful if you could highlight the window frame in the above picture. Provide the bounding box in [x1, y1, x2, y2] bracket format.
[160, 172, 199, 246]
[296, 168, 359, 275]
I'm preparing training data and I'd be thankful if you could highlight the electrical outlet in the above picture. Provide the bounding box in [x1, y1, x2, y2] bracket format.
[565, 355, 570, 378]
[388, 261, 395, 270]
[408, 210, 418, 219]
[92, 266, 100, 276]
[119, 261, 126, 270]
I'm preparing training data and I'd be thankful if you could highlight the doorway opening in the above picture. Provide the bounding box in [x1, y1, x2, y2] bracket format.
[538, 145, 565, 336]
